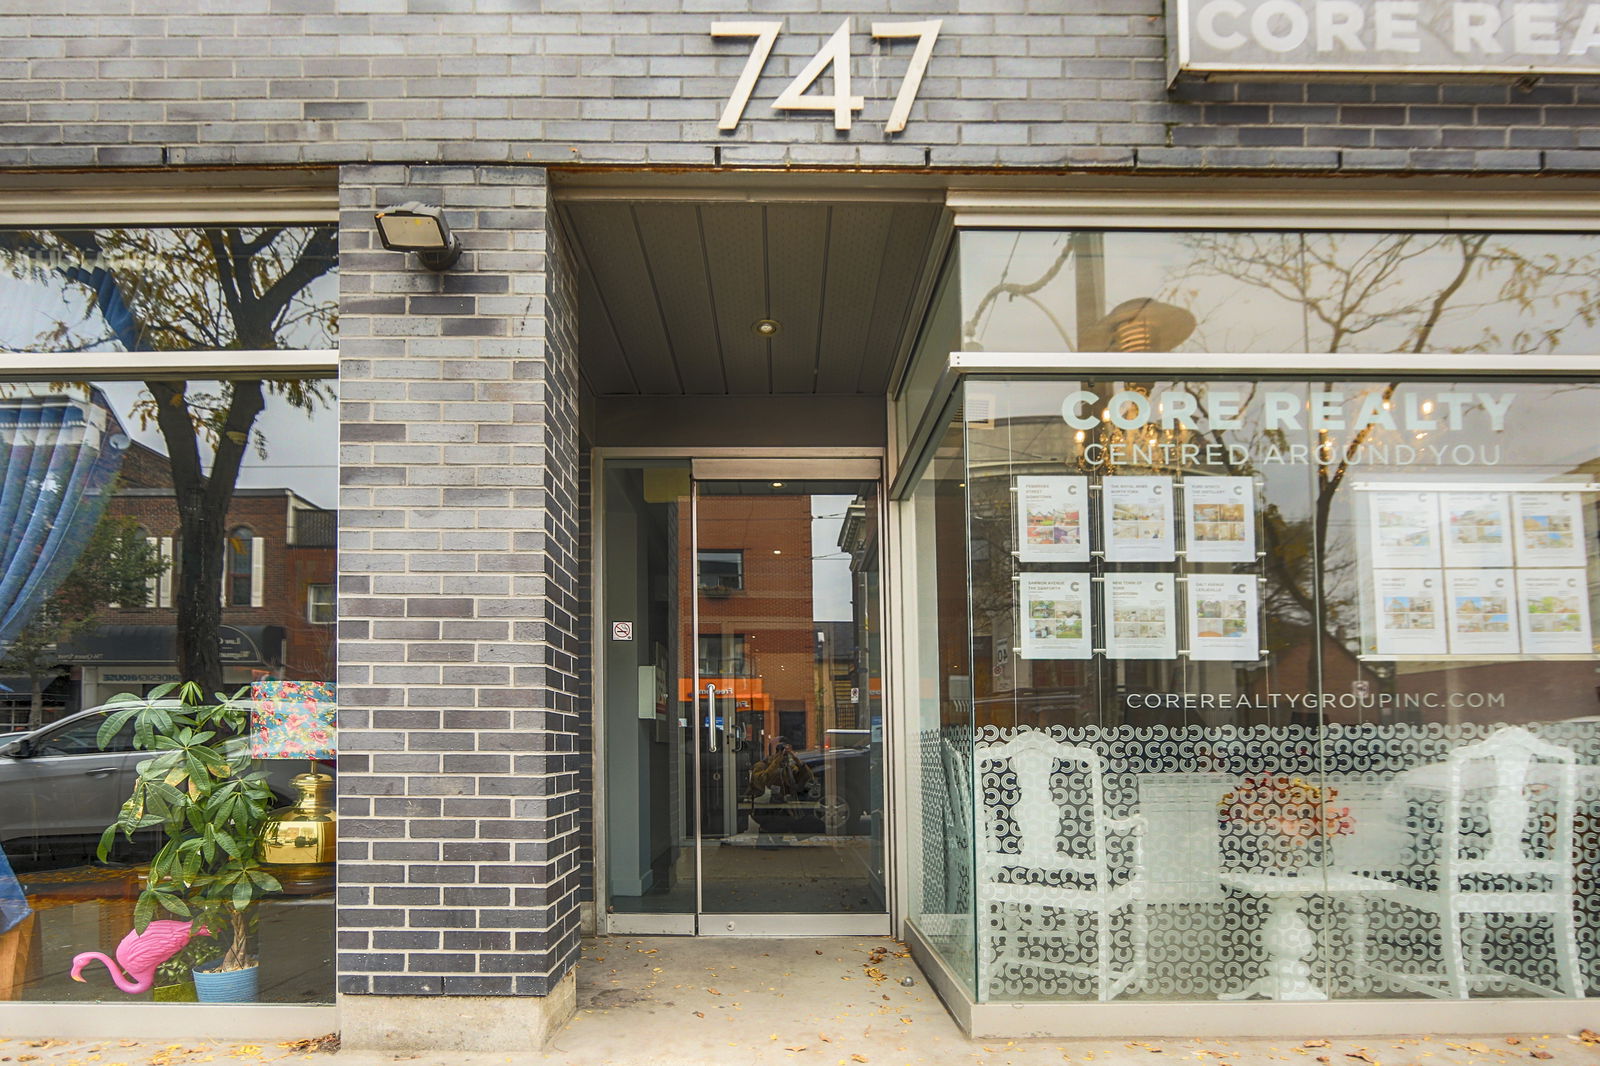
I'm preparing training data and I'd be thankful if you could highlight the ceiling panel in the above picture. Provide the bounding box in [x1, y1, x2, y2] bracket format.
[815, 204, 894, 394]
[859, 204, 943, 393]
[764, 203, 830, 395]
[562, 196, 944, 398]
[632, 202, 725, 394]
[702, 203, 772, 395]
[564, 201, 680, 395]
[576, 267, 636, 394]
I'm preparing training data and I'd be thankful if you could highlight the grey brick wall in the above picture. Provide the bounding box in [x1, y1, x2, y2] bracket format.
[335, 163, 582, 997]
[3, 0, 1600, 174]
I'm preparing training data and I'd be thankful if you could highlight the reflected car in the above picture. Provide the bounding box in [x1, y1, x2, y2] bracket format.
[0, 703, 321, 870]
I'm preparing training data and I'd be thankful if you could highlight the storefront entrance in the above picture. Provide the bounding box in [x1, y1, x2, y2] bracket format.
[599, 458, 888, 935]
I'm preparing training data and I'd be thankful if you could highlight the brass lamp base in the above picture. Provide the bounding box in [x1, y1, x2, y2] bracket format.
[259, 772, 336, 895]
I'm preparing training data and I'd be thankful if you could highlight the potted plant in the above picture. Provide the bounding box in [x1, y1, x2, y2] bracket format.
[96, 681, 282, 1003]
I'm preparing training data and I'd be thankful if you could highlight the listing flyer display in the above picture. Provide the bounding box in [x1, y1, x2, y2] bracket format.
[1369, 491, 1441, 568]
[1016, 475, 1090, 564]
[1512, 492, 1587, 568]
[1518, 569, 1594, 655]
[1018, 573, 1093, 660]
[1445, 569, 1519, 656]
[1103, 476, 1175, 562]
[1184, 476, 1256, 564]
[1441, 492, 1512, 569]
[1186, 575, 1261, 661]
[1374, 569, 1448, 656]
[1105, 573, 1178, 660]
[1362, 482, 1595, 658]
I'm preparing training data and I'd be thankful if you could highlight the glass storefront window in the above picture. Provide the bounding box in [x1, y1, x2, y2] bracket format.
[0, 226, 337, 354]
[959, 230, 1600, 356]
[910, 372, 1600, 1004]
[0, 223, 337, 1006]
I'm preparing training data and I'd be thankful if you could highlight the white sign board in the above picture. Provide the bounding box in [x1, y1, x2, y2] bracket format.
[1168, 0, 1600, 81]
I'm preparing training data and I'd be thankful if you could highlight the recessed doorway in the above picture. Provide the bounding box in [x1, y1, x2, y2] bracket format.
[597, 457, 888, 936]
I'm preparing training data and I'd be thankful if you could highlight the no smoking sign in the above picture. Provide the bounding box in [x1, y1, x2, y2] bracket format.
[611, 621, 634, 641]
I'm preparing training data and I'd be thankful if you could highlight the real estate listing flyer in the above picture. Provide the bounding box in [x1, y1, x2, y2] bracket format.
[1444, 568, 1520, 656]
[1373, 568, 1448, 656]
[1517, 568, 1593, 655]
[1368, 491, 1441, 569]
[1104, 572, 1177, 660]
[1184, 476, 1256, 564]
[1015, 475, 1090, 563]
[1512, 491, 1587, 568]
[1440, 491, 1512, 569]
[1186, 575, 1260, 661]
[1018, 572, 1093, 660]
[1103, 476, 1175, 563]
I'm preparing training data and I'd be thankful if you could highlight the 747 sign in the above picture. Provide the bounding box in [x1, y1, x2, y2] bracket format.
[711, 19, 942, 134]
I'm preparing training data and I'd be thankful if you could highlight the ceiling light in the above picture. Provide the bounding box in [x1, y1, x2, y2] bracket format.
[374, 202, 462, 272]
[753, 318, 780, 337]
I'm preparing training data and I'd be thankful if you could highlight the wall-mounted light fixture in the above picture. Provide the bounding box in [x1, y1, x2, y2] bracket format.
[374, 202, 462, 272]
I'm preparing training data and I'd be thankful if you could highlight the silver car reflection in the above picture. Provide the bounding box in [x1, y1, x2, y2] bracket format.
[0, 703, 316, 869]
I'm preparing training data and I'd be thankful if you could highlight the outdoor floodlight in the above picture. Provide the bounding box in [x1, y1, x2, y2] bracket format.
[374, 202, 462, 271]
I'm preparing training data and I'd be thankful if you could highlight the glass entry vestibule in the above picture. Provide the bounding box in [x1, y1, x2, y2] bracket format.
[599, 458, 888, 935]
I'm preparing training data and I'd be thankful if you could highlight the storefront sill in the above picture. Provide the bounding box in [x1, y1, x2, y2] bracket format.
[903, 920, 1595, 1039]
[0, 1003, 336, 1042]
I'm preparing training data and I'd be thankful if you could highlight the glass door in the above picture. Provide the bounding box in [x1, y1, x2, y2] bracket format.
[602, 459, 888, 935]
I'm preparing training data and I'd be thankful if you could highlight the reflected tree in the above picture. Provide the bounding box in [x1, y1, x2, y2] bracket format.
[1169, 233, 1600, 676]
[0, 226, 337, 692]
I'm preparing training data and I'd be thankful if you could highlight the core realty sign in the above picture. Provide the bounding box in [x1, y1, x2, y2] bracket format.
[1168, 0, 1600, 79]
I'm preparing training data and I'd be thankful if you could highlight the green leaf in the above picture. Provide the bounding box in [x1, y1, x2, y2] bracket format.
[95, 823, 118, 862]
[156, 893, 191, 918]
[97, 707, 140, 749]
[134, 894, 156, 931]
[214, 830, 241, 859]
[231, 881, 253, 910]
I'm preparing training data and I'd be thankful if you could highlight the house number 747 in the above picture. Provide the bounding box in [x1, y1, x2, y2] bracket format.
[711, 19, 942, 134]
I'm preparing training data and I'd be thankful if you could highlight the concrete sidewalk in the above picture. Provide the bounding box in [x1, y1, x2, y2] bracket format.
[5, 937, 1600, 1066]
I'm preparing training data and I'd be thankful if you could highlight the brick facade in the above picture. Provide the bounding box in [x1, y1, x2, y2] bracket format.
[3, 2, 1600, 173]
[334, 164, 581, 998]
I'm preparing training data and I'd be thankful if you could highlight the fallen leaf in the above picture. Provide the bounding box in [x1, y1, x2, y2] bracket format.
[1530, 1054, 1553, 1060]
[1304, 1042, 1329, 1049]
[707, 988, 721, 995]
[693, 1012, 704, 1019]
[852, 1057, 869, 1063]
[786, 1048, 807, 1053]
[1506, 1039, 1521, 1046]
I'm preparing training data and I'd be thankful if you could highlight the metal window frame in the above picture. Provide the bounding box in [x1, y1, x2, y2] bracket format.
[0, 191, 342, 1025]
[890, 188, 1600, 499]
[589, 447, 895, 938]
[0, 184, 339, 376]
[0, 351, 340, 378]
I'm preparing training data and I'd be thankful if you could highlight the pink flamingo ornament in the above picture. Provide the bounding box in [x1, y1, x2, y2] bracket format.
[70, 920, 209, 995]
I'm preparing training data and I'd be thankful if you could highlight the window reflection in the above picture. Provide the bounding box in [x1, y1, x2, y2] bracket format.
[0, 226, 337, 354]
[961, 231, 1600, 357]
[0, 378, 336, 1005]
[916, 374, 1600, 1005]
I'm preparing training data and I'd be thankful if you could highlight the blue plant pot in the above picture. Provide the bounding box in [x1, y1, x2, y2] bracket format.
[191, 960, 258, 1003]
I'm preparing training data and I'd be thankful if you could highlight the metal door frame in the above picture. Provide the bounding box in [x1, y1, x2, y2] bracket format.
[594, 449, 893, 937]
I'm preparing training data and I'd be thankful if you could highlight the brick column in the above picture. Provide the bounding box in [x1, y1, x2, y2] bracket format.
[334, 164, 581, 1052]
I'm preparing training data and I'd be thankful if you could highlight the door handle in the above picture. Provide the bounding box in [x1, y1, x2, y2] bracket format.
[82, 767, 117, 778]
[705, 683, 718, 753]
